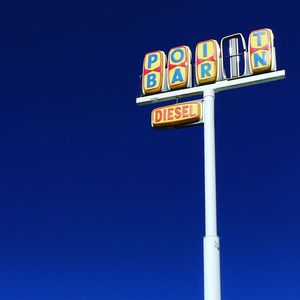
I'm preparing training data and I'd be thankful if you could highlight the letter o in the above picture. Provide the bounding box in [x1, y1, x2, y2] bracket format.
[171, 48, 184, 63]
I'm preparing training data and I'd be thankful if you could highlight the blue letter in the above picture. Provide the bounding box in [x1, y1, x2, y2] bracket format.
[171, 49, 184, 63]
[203, 43, 208, 58]
[253, 31, 265, 47]
[147, 74, 157, 88]
[201, 63, 211, 78]
[171, 69, 184, 84]
[147, 54, 158, 69]
[254, 51, 267, 68]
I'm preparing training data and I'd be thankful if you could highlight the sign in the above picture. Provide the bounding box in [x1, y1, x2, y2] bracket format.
[142, 51, 166, 95]
[196, 40, 220, 85]
[137, 26, 285, 300]
[167, 46, 192, 90]
[249, 28, 273, 74]
[151, 101, 203, 128]
[140, 28, 277, 96]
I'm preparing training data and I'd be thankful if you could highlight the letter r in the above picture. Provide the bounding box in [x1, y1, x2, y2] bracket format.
[201, 63, 212, 78]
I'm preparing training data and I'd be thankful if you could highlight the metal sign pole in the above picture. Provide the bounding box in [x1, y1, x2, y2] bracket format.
[203, 89, 221, 300]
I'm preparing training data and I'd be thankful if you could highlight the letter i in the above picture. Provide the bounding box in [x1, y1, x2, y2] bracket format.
[203, 43, 208, 58]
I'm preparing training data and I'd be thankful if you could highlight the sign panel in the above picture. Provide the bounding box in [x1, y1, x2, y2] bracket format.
[138, 28, 280, 103]
[142, 51, 166, 95]
[196, 40, 220, 85]
[249, 28, 273, 74]
[151, 101, 202, 128]
[167, 46, 191, 90]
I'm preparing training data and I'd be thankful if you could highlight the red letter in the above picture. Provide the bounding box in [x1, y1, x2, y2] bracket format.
[163, 108, 167, 121]
[168, 107, 174, 120]
[182, 105, 188, 118]
[155, 110, 162, 122]
[175, 106, 181, 119]
[189, 104, 196, 117]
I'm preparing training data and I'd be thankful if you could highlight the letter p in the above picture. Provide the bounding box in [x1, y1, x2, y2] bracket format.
[147, 54, 158, 69]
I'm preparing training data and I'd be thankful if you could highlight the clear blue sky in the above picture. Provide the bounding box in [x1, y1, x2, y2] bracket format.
[0, 1, 299, 299]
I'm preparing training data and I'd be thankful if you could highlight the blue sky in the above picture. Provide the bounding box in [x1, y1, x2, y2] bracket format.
[0, 1, 299, 299]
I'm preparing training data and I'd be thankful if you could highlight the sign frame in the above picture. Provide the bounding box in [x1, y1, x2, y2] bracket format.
[137, 70, 285, 105]
[151, 100, 204, 129]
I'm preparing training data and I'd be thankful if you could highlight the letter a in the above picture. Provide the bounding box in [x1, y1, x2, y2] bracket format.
[171, 69, 183, 84]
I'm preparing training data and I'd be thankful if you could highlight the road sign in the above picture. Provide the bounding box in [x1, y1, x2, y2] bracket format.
[142, 51, 166, 95]
[249, 28, 274, 74]
[151, 101, 203, 128]
[196, 40, 220, 85]
[137, 28, 286, 300]
[167, 45, 192, 90]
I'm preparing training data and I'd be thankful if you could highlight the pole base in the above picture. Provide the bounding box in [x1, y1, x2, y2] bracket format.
[203, 236, 221, 300]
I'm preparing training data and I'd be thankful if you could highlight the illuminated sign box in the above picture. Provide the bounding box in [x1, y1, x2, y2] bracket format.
[141, 28, 277, 96]
[249, 28, 275, 74]
[142, 51, 166, 95]
[167, 45, 192, 90]
[151, 101, 203, 128]
[196, 40, 220, 85]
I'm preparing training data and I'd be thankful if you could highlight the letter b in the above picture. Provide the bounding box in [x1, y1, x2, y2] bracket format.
[147, 74, 157, 88]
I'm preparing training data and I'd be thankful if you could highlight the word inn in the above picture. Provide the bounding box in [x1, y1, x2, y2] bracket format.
[141, 28, 276, 95]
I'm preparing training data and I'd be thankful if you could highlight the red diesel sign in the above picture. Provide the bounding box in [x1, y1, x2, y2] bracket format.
[151, 101, 202, 128]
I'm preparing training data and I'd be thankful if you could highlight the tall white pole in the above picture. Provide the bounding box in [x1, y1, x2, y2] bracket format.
[203, 89, 221, 300]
